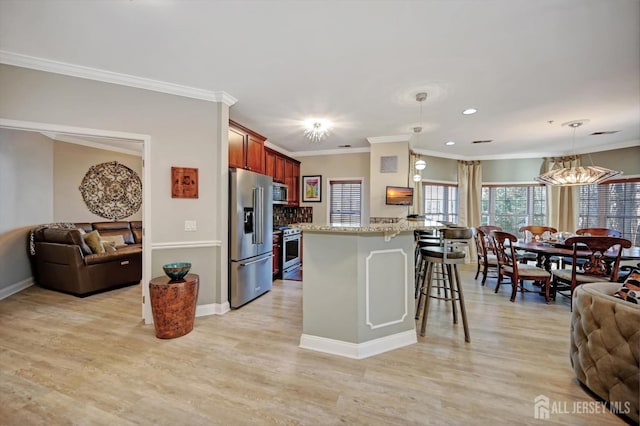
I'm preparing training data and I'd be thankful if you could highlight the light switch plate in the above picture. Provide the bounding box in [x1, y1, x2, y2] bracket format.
[184, 220, 197, 231]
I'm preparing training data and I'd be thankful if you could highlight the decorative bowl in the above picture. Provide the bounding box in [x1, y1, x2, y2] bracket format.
[162, 262, 191, 281]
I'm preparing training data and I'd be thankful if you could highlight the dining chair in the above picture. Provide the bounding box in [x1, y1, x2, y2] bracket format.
[519, 225, 558, 239]
[518, 225, 559, 266]
[552, 236, 632, 309]
[473, 227, 498, 286]
[491, 231, 552, 303]
[575, 228, 622, 237]
[562, 228, 623, 268]
[478, 224, 502, 256]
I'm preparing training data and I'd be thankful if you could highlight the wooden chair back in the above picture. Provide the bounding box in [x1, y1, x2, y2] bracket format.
[563, 236, 632, 283]
[575, 228, 622, 237]
[491, 231, 518, 270]
[519, 225, 557, 240]
[478, 226, 502, 253]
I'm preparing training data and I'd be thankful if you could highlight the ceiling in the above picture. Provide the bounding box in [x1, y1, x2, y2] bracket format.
[1, 0, 638, 160]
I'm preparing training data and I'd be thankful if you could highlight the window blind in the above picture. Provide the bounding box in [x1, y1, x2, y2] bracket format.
[579, 178, 640, 243]
[422, 182, 458, 223]
[329, 179, 362, 226]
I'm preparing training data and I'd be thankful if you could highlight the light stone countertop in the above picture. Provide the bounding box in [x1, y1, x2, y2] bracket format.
[290, 219, 442, 235]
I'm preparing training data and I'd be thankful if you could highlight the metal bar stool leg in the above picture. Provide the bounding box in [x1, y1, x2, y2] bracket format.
[420, 262, 435, 336]
[452, 264, 470, 342]
[446, 264, 458, 324]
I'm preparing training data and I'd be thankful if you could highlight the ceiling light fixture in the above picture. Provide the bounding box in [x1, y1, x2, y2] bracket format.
[535, 120, 622, 186]
[413, 93, 428, 181]
[304, 118, 331, 143]
[445, 141, 455, 146]
[462, 108, 477, 115]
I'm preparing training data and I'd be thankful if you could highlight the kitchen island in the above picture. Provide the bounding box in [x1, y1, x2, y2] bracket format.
[291, 220, 440, 359]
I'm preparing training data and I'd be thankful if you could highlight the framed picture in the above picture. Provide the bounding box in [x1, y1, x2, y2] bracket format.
[302, 175, 322, 202]
[171, 167, 199, 198]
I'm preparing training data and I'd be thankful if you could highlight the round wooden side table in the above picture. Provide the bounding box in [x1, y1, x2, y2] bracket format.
[149, 273, 199, 339]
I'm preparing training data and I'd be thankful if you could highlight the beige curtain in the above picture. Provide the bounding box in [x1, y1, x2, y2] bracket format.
[409, 152, 425, 215]
[457, 160, 482, 263]
[543, 156, 580, 232]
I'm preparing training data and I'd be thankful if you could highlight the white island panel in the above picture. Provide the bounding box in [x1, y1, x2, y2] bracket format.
[299, 229, 419, 359]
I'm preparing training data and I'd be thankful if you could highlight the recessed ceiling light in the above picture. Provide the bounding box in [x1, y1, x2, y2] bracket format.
[462, 108, 477, 115]
[445, 141, 455, 146]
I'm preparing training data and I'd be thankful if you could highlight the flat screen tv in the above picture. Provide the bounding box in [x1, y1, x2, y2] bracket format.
[385, 186, 414, 205]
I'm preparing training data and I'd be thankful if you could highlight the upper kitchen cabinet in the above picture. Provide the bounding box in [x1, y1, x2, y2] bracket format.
[285, 158, 301, 206]
[265, 147, 286, 183]
[229, 120, 266, 174]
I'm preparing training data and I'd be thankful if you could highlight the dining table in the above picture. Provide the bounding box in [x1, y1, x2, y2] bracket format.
[511, 239, 640, 272]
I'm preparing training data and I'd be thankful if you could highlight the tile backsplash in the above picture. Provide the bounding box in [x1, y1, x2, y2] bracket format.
[274, 206, 313, 226]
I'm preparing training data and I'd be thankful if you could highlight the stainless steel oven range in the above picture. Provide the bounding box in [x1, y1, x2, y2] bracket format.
[282, 227, 301, 279]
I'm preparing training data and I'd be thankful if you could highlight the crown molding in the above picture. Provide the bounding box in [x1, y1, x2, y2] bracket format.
[263, 141, 296, 158]
[367, 135, 412, 144]
[412, 138, 640, 161]
[41, 131, 142, 157]
[293, 146, 371, 157]
[0, 50, 238, 106]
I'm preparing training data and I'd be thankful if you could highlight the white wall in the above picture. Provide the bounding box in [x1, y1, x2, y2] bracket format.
[0, 128, 53, 292]
[369, 141, 410, 218]
[0, 64, 227, 310]
[53, 141, 143, 222]
[299, 152, 370, 224]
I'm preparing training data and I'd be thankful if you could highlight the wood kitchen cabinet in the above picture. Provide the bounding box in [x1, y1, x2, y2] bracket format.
[228, 120, 266, 174]
[286, 159, 300, 206]
[264, 147, 287, 184]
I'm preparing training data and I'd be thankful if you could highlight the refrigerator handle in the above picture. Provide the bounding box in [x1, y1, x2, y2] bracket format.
[251, 187, 263, 244]
[257, 186, 264, 245]
[252, 188, 258, 245]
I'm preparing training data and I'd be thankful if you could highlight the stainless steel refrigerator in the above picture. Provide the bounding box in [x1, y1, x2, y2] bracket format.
[229, 168, 273, 308]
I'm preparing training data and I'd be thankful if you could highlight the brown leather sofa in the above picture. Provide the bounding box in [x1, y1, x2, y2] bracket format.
[571, 282, 639, 423]
[30, 221, 142, 297]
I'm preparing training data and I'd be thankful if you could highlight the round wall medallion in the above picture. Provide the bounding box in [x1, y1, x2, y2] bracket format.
[79, 161, 142, 220]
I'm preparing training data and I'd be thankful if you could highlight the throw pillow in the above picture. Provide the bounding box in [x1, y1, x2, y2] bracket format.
[101, 234, 126, 247]
[102, 240, 117, 253]
[614, 270, 640, 304]
[83, 230, 105, 254]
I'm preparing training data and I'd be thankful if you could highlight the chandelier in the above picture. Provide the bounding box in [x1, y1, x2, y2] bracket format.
[535, 120, 622, 186]
[304, 119, 331, 143]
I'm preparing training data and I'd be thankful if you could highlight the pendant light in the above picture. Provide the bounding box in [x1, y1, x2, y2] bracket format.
[413, 92, 427, 181]
[535, 120, 622, 186]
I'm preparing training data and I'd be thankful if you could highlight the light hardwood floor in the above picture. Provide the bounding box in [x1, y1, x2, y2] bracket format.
[0, 265, 627, 425]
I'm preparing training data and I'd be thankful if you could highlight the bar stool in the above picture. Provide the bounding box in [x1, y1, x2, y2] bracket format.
[414, 238, 442, 298]
[416, 227, 472, 342]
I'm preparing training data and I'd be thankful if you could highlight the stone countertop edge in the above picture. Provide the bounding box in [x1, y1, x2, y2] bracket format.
[289, 221, 441, 234]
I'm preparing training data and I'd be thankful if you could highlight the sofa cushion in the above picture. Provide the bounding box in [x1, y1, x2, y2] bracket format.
[571, 282, 639, 423]
[101, 234, 126, 247]
[130, 221, 143, 244]
[92, 222, 135, 245]
[84, 230, 105, 254]
[615, 269, 640, 304]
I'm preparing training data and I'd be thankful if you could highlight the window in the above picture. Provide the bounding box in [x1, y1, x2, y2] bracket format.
[579, 179, 640, 244]
[481, 185, 546, 235]
[422, 183, 458, 223]
[329, 179, 362, 226]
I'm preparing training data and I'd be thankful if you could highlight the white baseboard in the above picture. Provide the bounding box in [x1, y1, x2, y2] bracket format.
[299, 329, 417, 359]
[0, 277, 34, 300]
[196, 301, 230, 317]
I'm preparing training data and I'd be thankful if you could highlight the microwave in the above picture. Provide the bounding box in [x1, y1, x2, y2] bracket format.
[273, 182, 288, 205]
